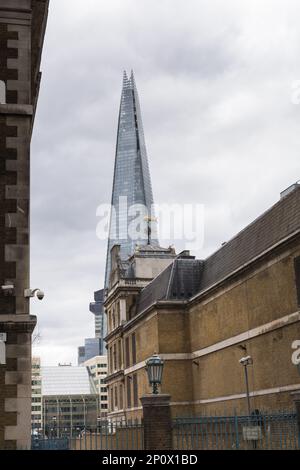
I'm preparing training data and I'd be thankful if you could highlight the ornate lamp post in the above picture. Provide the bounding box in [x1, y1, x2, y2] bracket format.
[145, 353, 164, 394]
[142, 353, 172, 450]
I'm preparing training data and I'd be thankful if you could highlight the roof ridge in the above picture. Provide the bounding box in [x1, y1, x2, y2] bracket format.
[166, 259, 177, 299]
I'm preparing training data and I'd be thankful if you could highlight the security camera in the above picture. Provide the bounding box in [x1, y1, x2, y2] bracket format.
[24, 288, 45, 300]
[36, 290, 44, 300]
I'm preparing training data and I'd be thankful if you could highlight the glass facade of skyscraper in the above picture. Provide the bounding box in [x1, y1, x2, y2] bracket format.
[104, 71, 158, 288]
[89, 289, 107, 355]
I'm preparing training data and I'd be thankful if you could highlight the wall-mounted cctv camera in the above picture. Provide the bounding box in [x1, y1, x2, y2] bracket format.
[36, 290, 45, 300]
[24, 288, 45, 301]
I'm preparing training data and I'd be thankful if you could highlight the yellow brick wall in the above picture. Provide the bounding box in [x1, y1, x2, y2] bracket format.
[107, 243, 300, 420]
[188, 246, 300, 414]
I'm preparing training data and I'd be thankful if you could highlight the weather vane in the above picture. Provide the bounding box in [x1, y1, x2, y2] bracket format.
[144, 216, 157, 245]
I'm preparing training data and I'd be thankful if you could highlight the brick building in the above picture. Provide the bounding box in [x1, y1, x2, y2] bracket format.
[105, 184, 300, 421]
[0, 0, 49, 449]
[83, 355, 109, 422]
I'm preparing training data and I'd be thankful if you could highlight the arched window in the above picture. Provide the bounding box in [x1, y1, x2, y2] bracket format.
[0, 81, 6, 104]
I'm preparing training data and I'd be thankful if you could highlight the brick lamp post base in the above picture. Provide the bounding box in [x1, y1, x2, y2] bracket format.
[141, 394, 172, 451]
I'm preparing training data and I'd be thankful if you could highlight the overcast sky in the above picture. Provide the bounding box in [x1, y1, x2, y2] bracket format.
[31, 0, 300, 365]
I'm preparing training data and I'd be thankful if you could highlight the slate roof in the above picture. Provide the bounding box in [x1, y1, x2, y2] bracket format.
[137, 259, 203, 313]
[136, 185, 300, 314]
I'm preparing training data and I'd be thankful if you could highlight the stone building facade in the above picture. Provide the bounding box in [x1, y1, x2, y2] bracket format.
[105, 244, 177, 422]
[0, 0, 49, 449]
[105, 184, 300, 421]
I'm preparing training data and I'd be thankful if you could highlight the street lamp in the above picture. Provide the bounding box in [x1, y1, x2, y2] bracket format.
[239, 355, 253, 416]
[145, 353, 164, 394]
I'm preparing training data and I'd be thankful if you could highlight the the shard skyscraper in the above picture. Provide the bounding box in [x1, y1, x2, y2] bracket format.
[104, 71, 158, 288]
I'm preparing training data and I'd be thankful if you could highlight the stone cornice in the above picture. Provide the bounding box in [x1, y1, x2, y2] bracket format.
[0, 314, 37, 332]
[104, 369, 124, 384]
[104, 324, 123, 343]
[0, 104, 33, 116]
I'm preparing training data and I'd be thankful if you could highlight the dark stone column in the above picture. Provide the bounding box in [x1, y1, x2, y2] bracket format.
[141, 394, 172, 451]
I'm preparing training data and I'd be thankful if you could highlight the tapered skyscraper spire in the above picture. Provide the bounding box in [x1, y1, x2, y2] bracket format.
[104, 72, 158, 288]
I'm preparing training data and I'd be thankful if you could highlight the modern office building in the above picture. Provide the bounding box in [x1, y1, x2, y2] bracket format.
[0, 0, 49, 450]
[83, 355, 108, 421]
[77, 346, 85, 366]
[77, 337, 102, 365]
[79, 291, 107, 367]
[41, 365, 99, 438]
[31, 357, 43, 435]
[104, 71, 159, 289]
[89, 289, 106, 354]
[84, 338, 102, 362]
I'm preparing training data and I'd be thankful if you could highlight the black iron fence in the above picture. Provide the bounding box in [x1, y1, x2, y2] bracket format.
[31, 421, 144, 451]
[173, 411, 300, 450]
[31, 410, 300, 450]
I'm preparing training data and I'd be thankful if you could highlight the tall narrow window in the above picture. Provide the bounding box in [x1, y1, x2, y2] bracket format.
[110, 387, 113, 412]
[109, 310, 113, 332]
[294, 256, 300, 306]
[126, 376, 131, 409]
[133, 374, 138, 408]
[113, 343, 117, 371]
[118, 339, 122, 369]
[125, 336, 130, 368]
[114, 385, 118, 409]
[117, 302, 120, 326]
[112, 307, 115, 330]
[131, 333, 136, 365]
[109, 347, 113, 374]
[0, 81, 6, 104]
[119, 384, 123, 410]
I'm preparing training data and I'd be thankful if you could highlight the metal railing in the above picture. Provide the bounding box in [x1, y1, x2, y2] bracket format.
[31, 421, 144, 451]
[72, 423, 143, 450]
[173, 411, 300, 450]
[31, 437, 70, 450]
